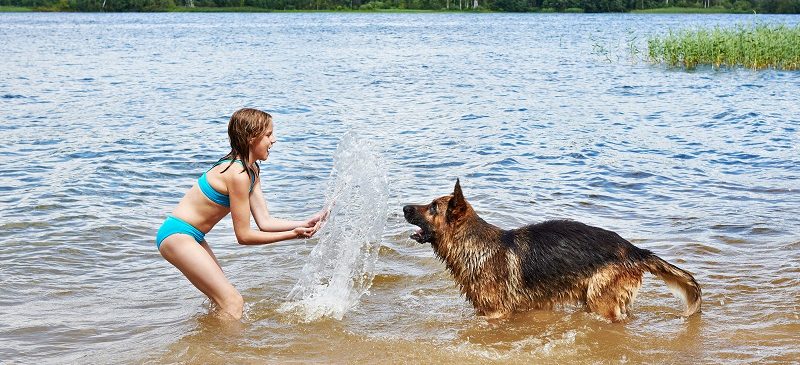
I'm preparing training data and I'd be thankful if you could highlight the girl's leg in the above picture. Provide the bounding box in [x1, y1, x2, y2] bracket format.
[159, 235, 244, 319]
[199, 241, 223, 271]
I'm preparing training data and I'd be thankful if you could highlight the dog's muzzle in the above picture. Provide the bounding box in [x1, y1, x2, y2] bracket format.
[403, 205, 432, 244]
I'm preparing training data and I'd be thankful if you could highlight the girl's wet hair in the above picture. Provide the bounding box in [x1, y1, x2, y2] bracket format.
[219, 108, 273, 184]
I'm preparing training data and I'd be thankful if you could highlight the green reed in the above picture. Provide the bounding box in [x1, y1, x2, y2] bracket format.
[647, 23, 800, 70]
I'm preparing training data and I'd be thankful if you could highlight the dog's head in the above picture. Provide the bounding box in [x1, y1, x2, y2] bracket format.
[403, 179, 471, 245]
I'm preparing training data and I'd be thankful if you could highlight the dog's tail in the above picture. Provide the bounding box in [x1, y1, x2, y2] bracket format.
[640, 254, 702, 317]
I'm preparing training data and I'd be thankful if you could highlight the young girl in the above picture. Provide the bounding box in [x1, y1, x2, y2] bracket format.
[156, 108, 325, 320]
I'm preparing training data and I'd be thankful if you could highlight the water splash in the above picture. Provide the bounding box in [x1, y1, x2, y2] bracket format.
[278, 132, 389, 321]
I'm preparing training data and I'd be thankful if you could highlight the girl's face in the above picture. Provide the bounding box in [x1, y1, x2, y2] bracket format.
[250, 124, 276, 162]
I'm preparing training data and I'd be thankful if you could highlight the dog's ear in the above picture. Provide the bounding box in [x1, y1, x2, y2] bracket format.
[453, 178, 463, 201]
[447, 178, 466, 221]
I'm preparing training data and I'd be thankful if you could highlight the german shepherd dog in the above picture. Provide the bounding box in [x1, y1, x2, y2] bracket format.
[403, 179, 701, 321]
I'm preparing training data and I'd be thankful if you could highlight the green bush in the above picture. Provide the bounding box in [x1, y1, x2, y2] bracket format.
[492, 0, 527, 11]
[733, 0, 751, 11]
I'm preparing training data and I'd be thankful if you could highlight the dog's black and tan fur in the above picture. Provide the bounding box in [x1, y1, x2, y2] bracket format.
[403, 179, 702, 321]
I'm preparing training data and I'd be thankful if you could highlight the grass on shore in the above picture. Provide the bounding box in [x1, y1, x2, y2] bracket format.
[647, 23, 800, 70]
[631, 6, 739, 14]
[0, 5, 33, 11]
[169, 6, 274, 12]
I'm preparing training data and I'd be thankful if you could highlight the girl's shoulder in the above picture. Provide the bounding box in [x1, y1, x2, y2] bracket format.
[211, 160, 248, 176]
[213, 159, 258, 190]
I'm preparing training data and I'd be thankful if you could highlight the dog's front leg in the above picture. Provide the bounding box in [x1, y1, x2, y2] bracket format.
[478, 310, 510, 319]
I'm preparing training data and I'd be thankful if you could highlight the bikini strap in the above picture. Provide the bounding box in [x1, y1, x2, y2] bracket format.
[212, 159, 245, 168]
[209, 159, 256, 191]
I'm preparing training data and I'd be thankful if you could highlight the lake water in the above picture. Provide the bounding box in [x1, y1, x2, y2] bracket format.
[1, 12, 799, 364]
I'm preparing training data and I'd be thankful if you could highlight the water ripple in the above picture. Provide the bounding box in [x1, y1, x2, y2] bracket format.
[0, 11, 799, 365]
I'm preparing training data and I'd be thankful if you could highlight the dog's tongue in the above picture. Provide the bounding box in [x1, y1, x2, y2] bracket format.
[410, 228, 423, 241]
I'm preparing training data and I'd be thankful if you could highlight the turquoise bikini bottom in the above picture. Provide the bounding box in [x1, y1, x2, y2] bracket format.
[155, 215, 205, 249]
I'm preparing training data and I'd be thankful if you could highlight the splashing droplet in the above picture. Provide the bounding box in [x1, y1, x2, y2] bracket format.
[278, 132, 389, 321]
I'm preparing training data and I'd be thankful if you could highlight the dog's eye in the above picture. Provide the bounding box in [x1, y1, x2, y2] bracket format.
[428, 204, 437, 215]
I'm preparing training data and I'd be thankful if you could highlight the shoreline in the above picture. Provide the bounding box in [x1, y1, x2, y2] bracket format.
[0, 5, 754, 14]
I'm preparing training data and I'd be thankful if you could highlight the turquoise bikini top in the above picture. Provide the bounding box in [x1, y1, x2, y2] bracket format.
[198, 159, 256, 207]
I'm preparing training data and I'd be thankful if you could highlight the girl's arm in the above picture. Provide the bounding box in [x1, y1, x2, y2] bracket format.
[228, 170, 313, 245]
[249, 176, 320, 232]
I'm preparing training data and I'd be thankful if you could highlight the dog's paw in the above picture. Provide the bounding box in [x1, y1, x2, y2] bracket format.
[479, 310, 510, 320]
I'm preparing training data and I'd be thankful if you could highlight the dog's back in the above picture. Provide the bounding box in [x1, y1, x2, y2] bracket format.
[508, 219, 700, 321]
[510, 219, 652, 301]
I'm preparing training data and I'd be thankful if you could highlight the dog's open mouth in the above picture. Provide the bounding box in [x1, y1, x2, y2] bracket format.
[403, 205, 434, 244]
[410, 228, 424, 243]
[409, 226, 432, 244]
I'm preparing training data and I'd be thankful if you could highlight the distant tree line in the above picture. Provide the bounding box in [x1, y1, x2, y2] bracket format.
[2, 0, 175, 11]
[2, 0, 798, 12]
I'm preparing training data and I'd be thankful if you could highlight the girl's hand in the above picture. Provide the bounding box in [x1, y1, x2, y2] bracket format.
[304, 206, 331, 229]
[293, 226, 315, 239]
[304, 214, 321, 228]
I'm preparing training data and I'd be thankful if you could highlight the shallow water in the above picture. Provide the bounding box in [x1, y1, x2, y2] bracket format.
[1, 12, 799, 364]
